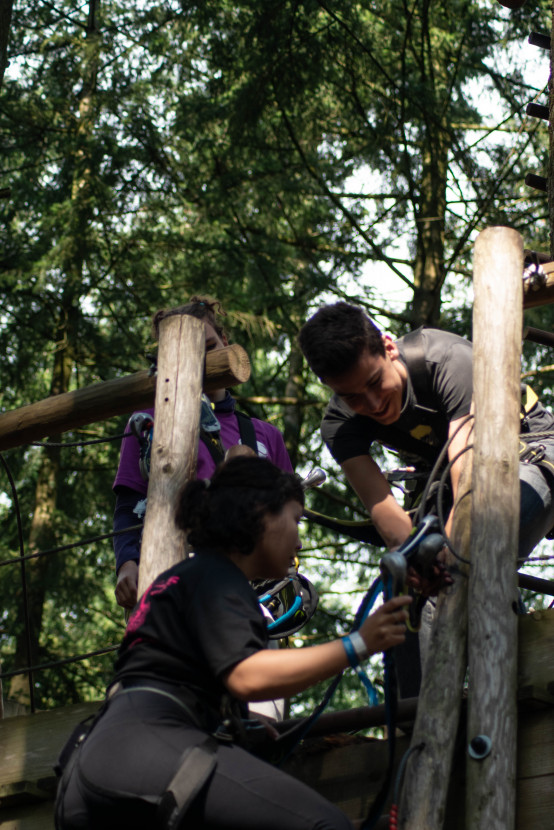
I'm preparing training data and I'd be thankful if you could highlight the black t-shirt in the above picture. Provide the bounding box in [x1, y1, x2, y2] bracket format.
[114, 550, 267, 728]
[321, 328, 554, 468]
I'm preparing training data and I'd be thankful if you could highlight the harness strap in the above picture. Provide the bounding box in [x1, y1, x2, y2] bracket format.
[157, 737, 218, 830]
[199, 427, 226, 464]
[400, 327, 437, 415]
[107, 683, 203, 727]
[369, 327, 441, 465]
[200, 410, 258, 464]
[519, 440, 554, 477]
[235, 410, 258, 453]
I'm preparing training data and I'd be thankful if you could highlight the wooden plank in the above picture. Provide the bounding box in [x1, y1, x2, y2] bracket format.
[283, 735, 412, 819]
[517, 709, 554, 780]
[0, 702, 98, 806]
[0, 801, 55, 830]
[516, 776, 554, 830]
[0, 343, 250, 452]
[518, 608, 554, 693]
[523, 261, 554, 308]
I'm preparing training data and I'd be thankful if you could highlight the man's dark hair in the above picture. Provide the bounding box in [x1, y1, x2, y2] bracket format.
[298, 302, 385, 379]
[175, 457, 304, 556]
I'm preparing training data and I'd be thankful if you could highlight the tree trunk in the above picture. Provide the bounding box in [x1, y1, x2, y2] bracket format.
[411, 135, 449, 328]
[0, 0, 14, 90]
[282, 343, 306, 469]
[8, 0, 102, 708]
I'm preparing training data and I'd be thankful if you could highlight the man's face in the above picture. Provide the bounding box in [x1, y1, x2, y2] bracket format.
[323, 336, 407, 424]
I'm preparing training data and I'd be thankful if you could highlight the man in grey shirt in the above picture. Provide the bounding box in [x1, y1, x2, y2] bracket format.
[299, 301, 554, 572]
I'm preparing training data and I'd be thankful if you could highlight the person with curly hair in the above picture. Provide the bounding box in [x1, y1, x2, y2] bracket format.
[56, 457, 411, 830]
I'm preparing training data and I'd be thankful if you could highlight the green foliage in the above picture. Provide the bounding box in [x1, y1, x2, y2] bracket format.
[0, 0, 553, 714]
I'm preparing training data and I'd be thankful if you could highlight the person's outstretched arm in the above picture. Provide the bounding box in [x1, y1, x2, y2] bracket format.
[224, 594, 411, 701]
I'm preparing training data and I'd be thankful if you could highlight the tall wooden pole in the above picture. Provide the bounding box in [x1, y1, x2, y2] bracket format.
[137, 315, 205, 596]
[466, 227, 522, 829]
[397, 452, 472, 829]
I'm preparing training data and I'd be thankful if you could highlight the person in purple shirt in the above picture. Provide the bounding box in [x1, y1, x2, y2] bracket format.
[113, 296, 293, 611]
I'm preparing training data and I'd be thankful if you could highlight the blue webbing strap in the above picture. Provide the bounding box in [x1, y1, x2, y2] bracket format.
[274, 575, 385, 765]
[360, 574, 398, 830]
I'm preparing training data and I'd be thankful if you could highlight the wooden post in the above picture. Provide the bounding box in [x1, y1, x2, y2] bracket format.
[466, 227, 522, 829]
[397, 450, 472, 829]
[137, 315, 205, 596]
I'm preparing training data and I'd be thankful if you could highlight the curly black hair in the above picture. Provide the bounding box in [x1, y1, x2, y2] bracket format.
[175, 457, 304, 556]
[152, 294, 228, 341]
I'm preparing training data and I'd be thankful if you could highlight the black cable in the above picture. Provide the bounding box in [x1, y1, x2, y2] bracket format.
[0, 643, 121, 681]
[0, 444, 132, 703]
[28, 432, 129, 448]
[414, 413, 475, 526]
[0, 524, 143, 569]
[436, 444, 473, 565]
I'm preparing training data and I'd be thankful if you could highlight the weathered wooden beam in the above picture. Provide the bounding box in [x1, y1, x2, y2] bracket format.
[523, 326, 554, 350]
[467, 226, 522, 830]
[523, 261, 554, 308]
[277, 698, 419, 737]
[397, 446, 472, 829]
[137, 315, 204, 595]
[0, 343, 250, 452]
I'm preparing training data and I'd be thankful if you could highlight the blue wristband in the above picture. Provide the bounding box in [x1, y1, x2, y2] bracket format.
[342, 635, 359, 669]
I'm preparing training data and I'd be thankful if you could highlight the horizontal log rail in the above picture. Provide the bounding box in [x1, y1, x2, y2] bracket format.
[523, 260, 554, 308]
[523, 326, 554, 349]
[0, 344, 250, 452]
[277, 698, 419, 736]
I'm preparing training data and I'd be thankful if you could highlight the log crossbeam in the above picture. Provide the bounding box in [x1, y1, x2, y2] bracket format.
[0, 344, 250, 452]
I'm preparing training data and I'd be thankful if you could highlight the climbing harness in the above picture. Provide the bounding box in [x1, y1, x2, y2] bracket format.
[129, 396, 259, 482]
[54, 684, 220, 830]
[129, 411, 154, 481]
[128, 409, 318, 639]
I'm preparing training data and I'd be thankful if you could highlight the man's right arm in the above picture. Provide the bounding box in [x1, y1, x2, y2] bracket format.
[341, 454, 413, 549]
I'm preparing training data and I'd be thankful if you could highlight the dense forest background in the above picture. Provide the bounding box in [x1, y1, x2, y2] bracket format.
[1, 0, 554, 715]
